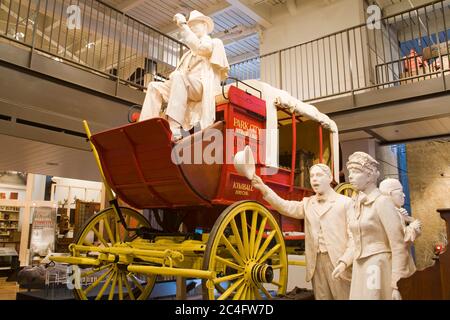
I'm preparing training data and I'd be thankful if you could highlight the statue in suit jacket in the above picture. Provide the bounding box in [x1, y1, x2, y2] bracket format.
[346, 152, 415, 300]
[252, 164, 354, 300]
[139, 10, 229, 140]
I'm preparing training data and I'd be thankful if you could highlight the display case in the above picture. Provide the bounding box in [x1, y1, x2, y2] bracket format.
[0, 205, 21, 252]
[0, 247, 19, 271]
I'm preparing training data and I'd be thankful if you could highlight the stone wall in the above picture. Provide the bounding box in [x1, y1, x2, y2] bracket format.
[406, 139, 450, 269]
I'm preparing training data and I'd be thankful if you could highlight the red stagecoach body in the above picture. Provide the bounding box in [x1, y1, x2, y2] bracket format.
[90, 83, 338, 242]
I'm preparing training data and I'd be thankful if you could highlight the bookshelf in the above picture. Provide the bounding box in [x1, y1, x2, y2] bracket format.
[0, 205, 21, 250]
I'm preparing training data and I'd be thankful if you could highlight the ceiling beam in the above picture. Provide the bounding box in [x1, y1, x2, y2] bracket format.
[364, 128, 388, 143]
[116, 0, 147, 12]
[226, 0, 272, 28]
[214, 24, 259, 45]
[228, 50, 259, 64]
[379, 133, 450, 146]
[160, 1, 232, 35]
[382, 0, 442, 17]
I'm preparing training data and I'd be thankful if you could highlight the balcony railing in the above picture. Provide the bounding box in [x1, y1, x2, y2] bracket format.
[230, 0, 450, 103]
[1, 0, 449, 102]
[0, 0, 187, 90]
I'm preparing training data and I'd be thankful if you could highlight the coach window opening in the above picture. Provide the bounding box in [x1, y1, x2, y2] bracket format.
[277, 107, 300, 192]
[277, 109, 331, 191]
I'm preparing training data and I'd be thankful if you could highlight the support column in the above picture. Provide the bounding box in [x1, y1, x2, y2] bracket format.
[19, 173, 34, 266]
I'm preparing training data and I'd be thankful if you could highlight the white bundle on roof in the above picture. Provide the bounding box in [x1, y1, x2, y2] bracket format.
[232, 80, 339, 180]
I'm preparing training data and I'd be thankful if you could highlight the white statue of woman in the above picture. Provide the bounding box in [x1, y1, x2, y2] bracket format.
[346, 152, 415, 300]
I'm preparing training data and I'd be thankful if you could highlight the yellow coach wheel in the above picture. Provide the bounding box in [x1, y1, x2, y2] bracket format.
[334, 182, 357, 198]
[72, 207, 156, 300]
[202, 201, 288, 300]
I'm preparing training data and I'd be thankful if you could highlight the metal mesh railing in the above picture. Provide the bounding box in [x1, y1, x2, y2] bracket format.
[2, 0, 449, 99]
[229, 56, 260, 82]
[0, 0, 187, 89]
[229, 0, 450, 102]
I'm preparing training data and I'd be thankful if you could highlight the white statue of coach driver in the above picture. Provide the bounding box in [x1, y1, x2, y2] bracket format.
[139, 10, 230, 140]
[252, 164, 354, 300]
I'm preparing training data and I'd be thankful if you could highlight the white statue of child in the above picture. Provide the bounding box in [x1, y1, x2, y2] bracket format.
[379, 178, 422, 243]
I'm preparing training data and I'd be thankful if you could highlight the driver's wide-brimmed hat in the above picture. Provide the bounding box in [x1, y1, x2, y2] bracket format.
[187, 10, 214, 34]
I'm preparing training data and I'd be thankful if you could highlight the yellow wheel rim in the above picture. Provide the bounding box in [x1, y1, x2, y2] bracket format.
[72, 207, 156, 300]
[334, 182, 357, 198]
[202, 201, 288, 300]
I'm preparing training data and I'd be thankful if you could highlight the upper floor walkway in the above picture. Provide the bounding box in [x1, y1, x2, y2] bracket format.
[0, 0, 449, 159]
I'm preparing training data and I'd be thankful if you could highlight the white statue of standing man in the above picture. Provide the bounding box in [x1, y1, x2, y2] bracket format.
[252, 164, 354, 300]
[139, 10, 229, 140]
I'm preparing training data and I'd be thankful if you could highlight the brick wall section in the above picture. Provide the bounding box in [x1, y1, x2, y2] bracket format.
[406, 139, 450, 269]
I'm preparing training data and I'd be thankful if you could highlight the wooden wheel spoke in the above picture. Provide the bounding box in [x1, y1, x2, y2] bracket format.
[92, 226, 109, 247]
[271, 281, 282, 287]
[241, 285, 249, 300]
[259, 284, 273, 300]
[118, 271, 123, 300]
[122, 272, 135, 300]
[246, 284, 253, 300]
[215, 283, 227, 293]
[95, 269, 116, 300]
[252, 283, 263, 300]
[255, 230, 277, 261]
[221, 235, 245, 266]
[128, 273, 144, 292]
[249, 210, 258, 260]
[103, 217, 115, 245]
[115, 219, 121, 243]
[229, 219, 246, 261]
[213, 272, 244, 284]
[125, 214, 131, 228]
[247, 285, 253, 300]
[232, 282, 246, 300]
[80, 264, 112, 278]
[108, 269, 118, 300]
[218, 278, 244, 300]
[252, 217, 268, 259]
[84, 267, 114, 295]
[215, 256, 244, 271]
[240, 211, 250, 259]
[258, 244, 281, 264]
